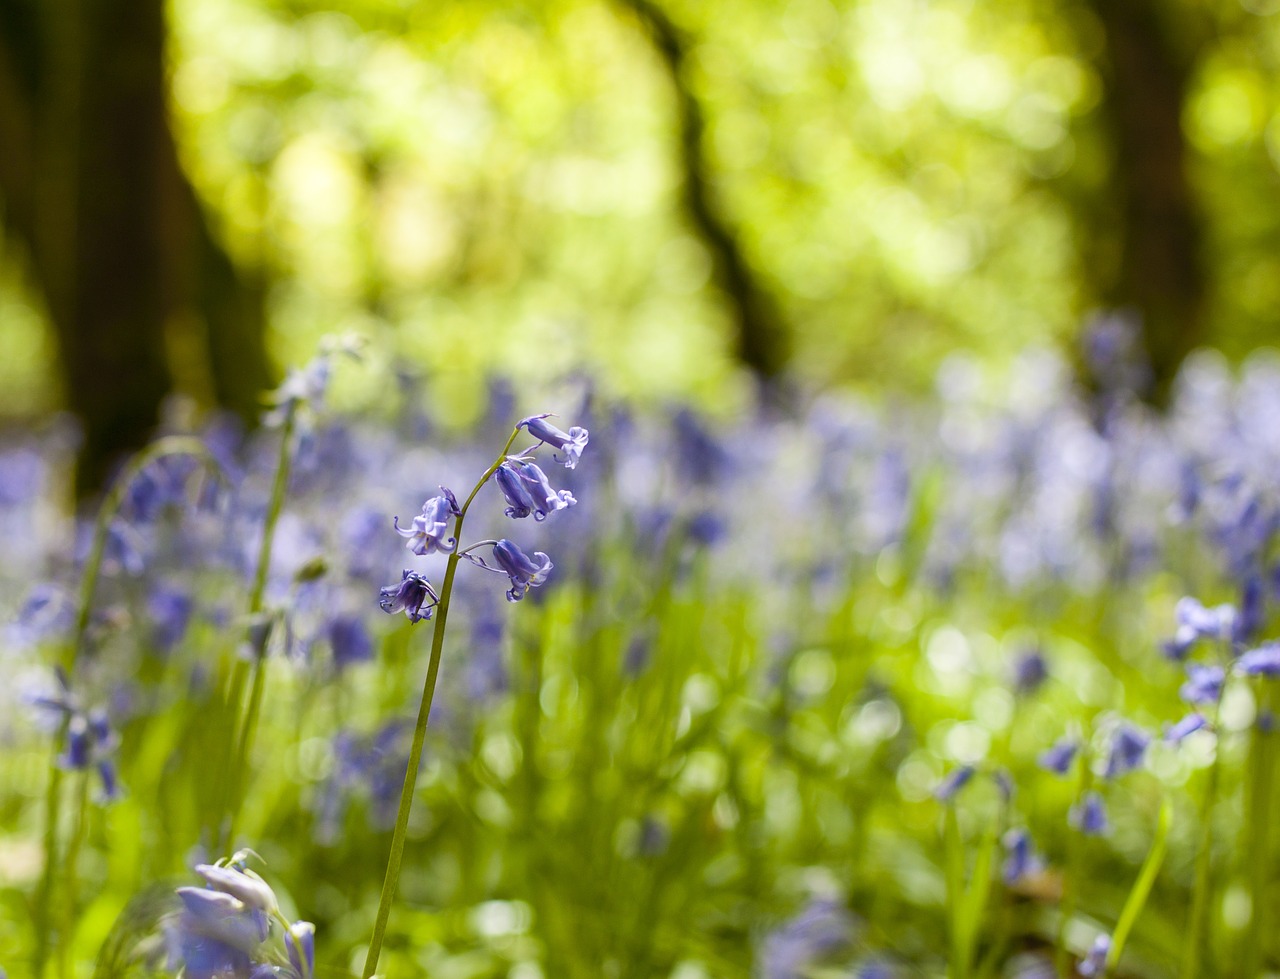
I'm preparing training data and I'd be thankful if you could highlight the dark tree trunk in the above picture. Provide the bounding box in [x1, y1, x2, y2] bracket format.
[0, 0, 272, 496]
[1083, 0, 1207, 403]
[616, 0, 791, 385]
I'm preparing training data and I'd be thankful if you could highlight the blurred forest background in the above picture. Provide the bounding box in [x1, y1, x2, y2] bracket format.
[1, 0, 1279, 491]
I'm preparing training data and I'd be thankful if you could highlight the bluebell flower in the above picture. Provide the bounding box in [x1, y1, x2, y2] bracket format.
[148, 585, 194, 654]
[1236, 573, 1265, 645]
[510, 459, 576, 520]
[167, 860, 311, 979]
[495, 462, 537, 519]
[1165, 713, 1208, 744]
[1077, 934, 1111, 977]
[759, 896, 856, 979]
[1002, 828, 1042, 886]
[1071, 792, 1108, 836]
[1180, 663, 1224, 706]
[1165, 597, 1236, 659]
[518, 413, 589, 469]
[378, 570, 437, 622]
[1238, 642, 1280, 676]
[394, 489, 460, 555]
[934, 765, 975, 803]
[31, 673, 121, 802]
[1012, 648, 1049, 695]
[286, 921, 315, 978]
[1038, 737, 1078, 776]
[327, 614, 373, 670]
[195, 863, 279, 914]
[467, 540, 553, 602]
[1104, 723, 1149, 778]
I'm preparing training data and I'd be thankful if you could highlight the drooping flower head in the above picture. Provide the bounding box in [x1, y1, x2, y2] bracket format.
[394, 488, 460, 555]
[1038, 737, 1078, 776]
[490, 540, 553, 602]
[1071, 791, 1109, 836]
[518, 413, 589, 469]
[29, 669, 121, 803]
[1012, 648, 1049, 696]
[1002, 828, 1043, 886]
[933, 765, 975, 803]
[378, 570, 437, 623]
[167, 857, 315, 979]
[510, 459, 576, 520]
[1238, 641, 1280, 677]
[1165, 712, 1209, 744]
[1077, 934, 1111, 977]
[464, 540, 554, 603]
[1180, 663, 1225, 706]
[1104, 722, 1149, 779]
[1164, 596, 1237, 659]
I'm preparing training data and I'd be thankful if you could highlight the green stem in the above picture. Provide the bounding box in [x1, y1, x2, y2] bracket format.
[1108, 797, 1173, 973]
[1242, 680, 1274, 977]
[58, 772, 90, 979]
[1057, 732, 1093, 979]
[361, 428, 520, 979]
[224, 404, 298, 852]
[33, 437, 223, 979]
[1182, 698, 1226, 979]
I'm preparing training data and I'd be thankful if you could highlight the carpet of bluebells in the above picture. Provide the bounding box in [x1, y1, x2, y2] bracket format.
[4, 333, 1280, 979]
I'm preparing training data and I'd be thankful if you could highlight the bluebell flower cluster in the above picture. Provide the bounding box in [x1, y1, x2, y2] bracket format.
[29, 668, 121, 802]
[166, 856, 314, 979]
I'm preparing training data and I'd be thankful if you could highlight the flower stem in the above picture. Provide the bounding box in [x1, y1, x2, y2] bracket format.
[1182, 693, 1226, 979]
[1241, 679, 1274, 977]
[33, 437, 223, 979]
[224, 404, 298, 852]
[361, 427, 519, 979]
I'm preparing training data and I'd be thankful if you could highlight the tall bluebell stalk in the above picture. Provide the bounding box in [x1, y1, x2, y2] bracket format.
[362, 412, 585, 978]
[33, 437, 222, 979]
[361, 426, 521, 979]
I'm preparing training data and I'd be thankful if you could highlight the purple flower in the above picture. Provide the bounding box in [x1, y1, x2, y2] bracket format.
[1180, 664, 1224, 706]
[495, 462, 537, 519]
[286, 921, 315, 978]
[378, 570, 437, 623]
[518, 413, 589, 469]
[1071, 792, 1108, 836]
[1165, 713, 1209, 744]
[1104, 723, 1149, 778]
[194, 863, 279, 914]
[1077, 934, 1111, 977]
[394, 489, 460, 556]
[934, 765, 975, 803]
[489, 540, 553, 602]
[511, 459, 576, 520]
[327, 615, 373, 670]
[1238, 642, 1280, 676]
[1038, 737, 1078, 776]
[759, 896, 856, 979]
[1236, 574, 1265, 645]
[1002, 828, 1042, 886]
[1012, 648, 1048, 696]
[148, 586, 194, 653]
[1165, 597, 1236, 659]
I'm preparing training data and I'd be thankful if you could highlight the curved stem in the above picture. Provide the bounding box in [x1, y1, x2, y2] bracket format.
[34, 437, 224, 979]
[362, 427, 520, 979]
[224, 404, 298, 852]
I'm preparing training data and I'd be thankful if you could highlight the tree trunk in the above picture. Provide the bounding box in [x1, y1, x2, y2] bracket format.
[1083, 0, 1207, 403]
[616, 0, 791, 385]
[0, 0, 272, 497]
